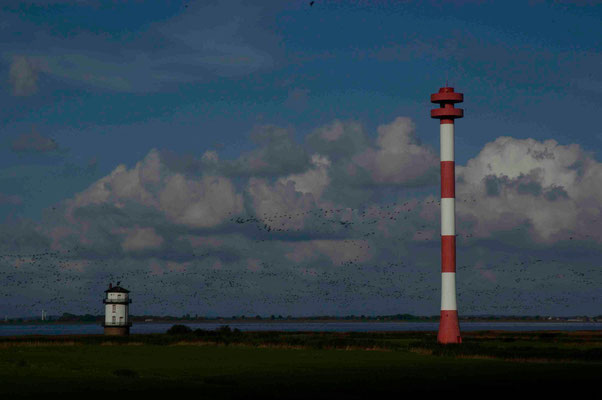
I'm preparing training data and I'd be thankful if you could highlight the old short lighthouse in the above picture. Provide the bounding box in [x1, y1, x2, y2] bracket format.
[102, 283, 132, 336]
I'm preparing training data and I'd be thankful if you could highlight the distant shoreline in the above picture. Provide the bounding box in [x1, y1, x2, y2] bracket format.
[1, 318, 600, 326]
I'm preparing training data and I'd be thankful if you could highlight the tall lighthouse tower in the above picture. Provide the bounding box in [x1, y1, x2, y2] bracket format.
[102, 283, 132, 336]
[431, 86, 463, 344]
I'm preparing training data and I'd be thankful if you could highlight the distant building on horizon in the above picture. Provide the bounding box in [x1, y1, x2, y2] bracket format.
[102, 283, 132, 336]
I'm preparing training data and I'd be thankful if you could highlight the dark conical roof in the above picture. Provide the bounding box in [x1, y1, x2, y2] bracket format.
[105, 285, 130, 293]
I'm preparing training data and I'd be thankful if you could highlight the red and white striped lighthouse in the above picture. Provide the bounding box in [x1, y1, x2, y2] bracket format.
[431, 86, 463, 344]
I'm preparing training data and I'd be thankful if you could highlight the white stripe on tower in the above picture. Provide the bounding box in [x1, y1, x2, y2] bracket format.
[440, 122, 456, 313]
[441, 272, 457, 310]
[431, 86, 463, 344]
[440, 123, 454, 161]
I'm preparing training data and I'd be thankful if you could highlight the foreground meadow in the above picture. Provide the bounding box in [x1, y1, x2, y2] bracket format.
[0, 330, 599, 398]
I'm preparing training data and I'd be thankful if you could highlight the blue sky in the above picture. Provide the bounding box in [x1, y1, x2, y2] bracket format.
[0, 0, 601, 318]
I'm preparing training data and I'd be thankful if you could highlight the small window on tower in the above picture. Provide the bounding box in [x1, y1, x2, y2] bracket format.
[112, 304, 116, 313]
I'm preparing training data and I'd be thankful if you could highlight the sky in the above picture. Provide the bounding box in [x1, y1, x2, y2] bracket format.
[0, 0, 601, 318]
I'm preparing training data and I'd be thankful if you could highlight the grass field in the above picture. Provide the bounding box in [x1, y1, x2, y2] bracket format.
[0, 330, 600, 399]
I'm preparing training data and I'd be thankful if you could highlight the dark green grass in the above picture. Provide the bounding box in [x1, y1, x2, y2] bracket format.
[0, 331, 600, 399]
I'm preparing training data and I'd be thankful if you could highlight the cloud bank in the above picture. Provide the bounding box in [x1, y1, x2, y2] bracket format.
[1, 116, 600, 317]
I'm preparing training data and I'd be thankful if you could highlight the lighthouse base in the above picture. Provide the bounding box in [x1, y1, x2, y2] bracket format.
[104, 326, 130, 336]
[438, 310, 461, 344]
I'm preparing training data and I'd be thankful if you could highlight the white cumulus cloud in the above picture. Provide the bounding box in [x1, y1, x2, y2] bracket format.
[276, 154, 331, 200]
[456, 137, 602, 243]
[352, 117, 439, 185]
[118, 226, 164, 253]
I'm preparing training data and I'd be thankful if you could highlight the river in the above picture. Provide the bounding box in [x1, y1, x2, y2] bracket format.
[0, 321, 600, 336]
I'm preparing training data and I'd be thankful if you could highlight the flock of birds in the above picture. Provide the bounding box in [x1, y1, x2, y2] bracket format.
[227, 198, 482, 240]
[0, 196, 599, 317]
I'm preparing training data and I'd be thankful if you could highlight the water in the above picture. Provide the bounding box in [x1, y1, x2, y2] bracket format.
[0, 321, 600, 336]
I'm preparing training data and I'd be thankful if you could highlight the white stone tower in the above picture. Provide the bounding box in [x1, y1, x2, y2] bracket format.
[102, 283, 132, 336]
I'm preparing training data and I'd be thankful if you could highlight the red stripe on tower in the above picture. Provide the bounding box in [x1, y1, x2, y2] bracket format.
[441, 236, 455, 273]
[431, 86, 463, 344]
[440, 162, 455, 198]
